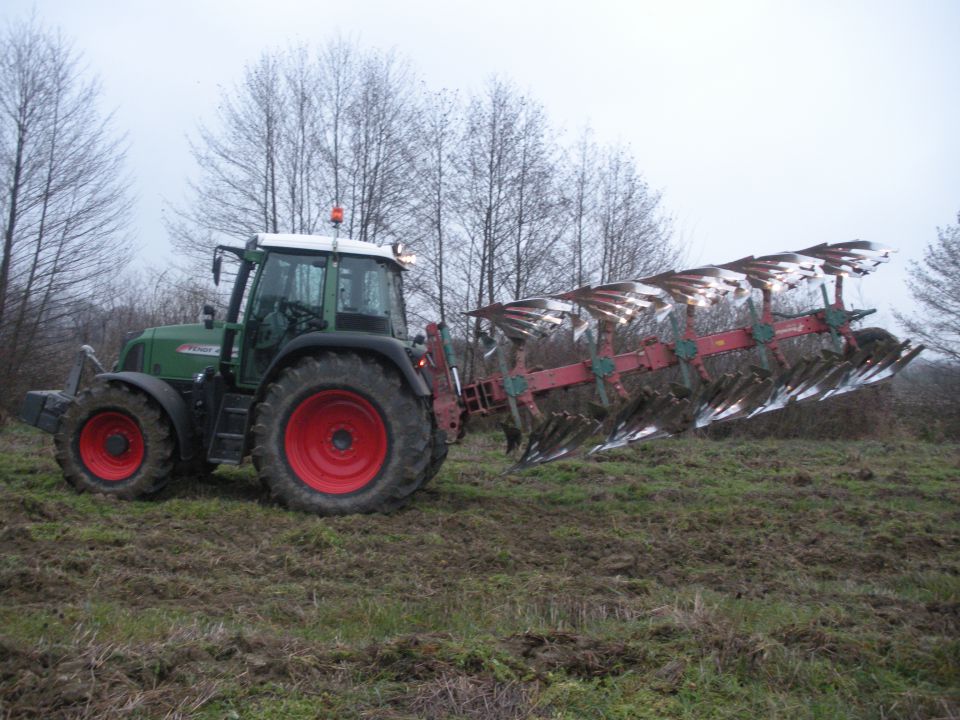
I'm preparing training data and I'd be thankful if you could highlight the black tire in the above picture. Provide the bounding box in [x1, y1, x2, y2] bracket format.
[54, 382, 175, 499]
[423, 426, 449, 486]
[251, 353, 432, 516]
[847, 327, 898, 356]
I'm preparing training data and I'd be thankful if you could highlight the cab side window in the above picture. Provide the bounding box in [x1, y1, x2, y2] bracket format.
[335, 256, 393, 334]
[337, 257, 387, 315]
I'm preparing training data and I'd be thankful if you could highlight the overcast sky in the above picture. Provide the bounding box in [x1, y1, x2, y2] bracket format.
[4, 0, 958, 328]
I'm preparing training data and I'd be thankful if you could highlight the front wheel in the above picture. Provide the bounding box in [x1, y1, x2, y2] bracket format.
[251, 353, 432, 515]
[54, 383, 174, 499]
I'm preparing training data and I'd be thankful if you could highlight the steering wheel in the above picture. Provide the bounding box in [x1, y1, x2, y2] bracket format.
[279, 299, 325, 330]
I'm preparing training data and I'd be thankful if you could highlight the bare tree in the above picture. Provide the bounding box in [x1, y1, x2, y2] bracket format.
[316, 37, 356, 210]
[170, 44, 331, 272]
[171, 49, 288, 266]
[596, 144, 674, 283]
[343, 49, 419, 244]
[280, 46, 322, 235]
[896, 211, 960, 361]
[407, 88, 460, 324]
[0, 17, 133, 416]
[455, 79, 526, 376]
[563, 128, 598, 289]
[505, 97, 565, 299]
[172, 39, 421, 269]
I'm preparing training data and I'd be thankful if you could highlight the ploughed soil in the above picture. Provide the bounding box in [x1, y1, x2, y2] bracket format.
[0, 427, 958, 718]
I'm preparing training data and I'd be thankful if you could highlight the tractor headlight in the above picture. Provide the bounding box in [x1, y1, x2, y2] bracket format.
[392, 242, 416, 267]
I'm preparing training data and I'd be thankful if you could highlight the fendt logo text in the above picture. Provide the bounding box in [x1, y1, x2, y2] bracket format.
[175, 344, 221, 356]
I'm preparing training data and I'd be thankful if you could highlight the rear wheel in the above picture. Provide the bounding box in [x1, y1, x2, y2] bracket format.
[252, 353, 432, 515]
[54, 383, 174, 499]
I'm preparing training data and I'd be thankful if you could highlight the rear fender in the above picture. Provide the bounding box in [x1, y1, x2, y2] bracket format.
[258, 332, 430, 400]
[98, 372, 195, 460]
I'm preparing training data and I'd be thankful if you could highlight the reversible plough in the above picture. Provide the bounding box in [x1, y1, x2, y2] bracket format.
[425, 241, 922, 471]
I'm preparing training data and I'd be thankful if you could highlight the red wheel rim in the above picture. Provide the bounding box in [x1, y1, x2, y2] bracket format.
[79, 411, 145, 481]
[284, 389, 388, 494]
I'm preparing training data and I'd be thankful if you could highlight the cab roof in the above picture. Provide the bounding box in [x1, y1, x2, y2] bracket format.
[252, 233, 406, 269]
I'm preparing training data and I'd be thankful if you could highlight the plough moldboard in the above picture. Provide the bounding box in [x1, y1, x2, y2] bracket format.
[424, 241, 923, 471]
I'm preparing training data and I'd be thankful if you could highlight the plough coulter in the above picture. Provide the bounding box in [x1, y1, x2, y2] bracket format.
[425, 241, 922, 472]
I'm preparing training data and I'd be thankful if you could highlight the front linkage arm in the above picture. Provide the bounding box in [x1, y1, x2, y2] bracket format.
[20, 345, 106, 433]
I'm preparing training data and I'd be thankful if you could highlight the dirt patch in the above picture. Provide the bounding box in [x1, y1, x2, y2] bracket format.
[503, 630, 650, 678]
[364, 633, 458, 681]
[408, 674, 544, 720]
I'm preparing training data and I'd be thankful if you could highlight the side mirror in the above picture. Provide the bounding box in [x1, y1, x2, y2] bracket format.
[203, 303, 215, 330]
[212, 253, 222, 286]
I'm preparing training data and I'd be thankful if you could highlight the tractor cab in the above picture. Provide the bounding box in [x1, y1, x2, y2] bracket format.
[214, 233, 415, 388]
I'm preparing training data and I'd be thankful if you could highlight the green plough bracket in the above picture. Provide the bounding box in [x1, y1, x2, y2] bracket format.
[824, 307, 848, 330]
[751, 323, 775, 344]
[591, 356, 616, 378]
[503, 375, 529, 398]
[674, 338, 698, 360]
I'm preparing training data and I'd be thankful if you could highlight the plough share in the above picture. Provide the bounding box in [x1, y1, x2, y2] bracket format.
[424, 241, 922, 471]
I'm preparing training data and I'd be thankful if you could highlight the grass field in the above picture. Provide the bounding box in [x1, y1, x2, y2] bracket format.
[0, 425, 958, 719]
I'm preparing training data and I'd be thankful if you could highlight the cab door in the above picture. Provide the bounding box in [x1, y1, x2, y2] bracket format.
[238, 251, 328, 386]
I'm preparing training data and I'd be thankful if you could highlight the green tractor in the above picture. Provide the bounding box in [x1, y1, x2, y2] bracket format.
[20, 225, 447, 516]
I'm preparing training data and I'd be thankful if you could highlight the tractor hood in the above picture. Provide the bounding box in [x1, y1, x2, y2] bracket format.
[118, 322, 227, 382]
